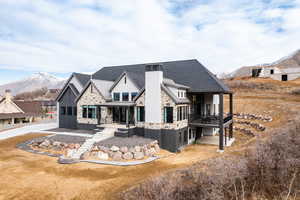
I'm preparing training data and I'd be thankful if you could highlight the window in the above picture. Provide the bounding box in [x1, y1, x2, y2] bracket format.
[164, 107, 173, 123]
[131, 92, 138, 101]
[88, 105, 97, 119]
[189, 129, 192, 139]
[124, 76, 127, 84]
[122, 92, 129, 101]
[113, 93, 120, 101]
[178, 91, 180, 97]
[60, 106, 66, 115]
[82, 105, 88, 118]
[136, 106, 145, 122]
[270, 69, 274, 74]
[73, 107, 77, 116]
[213, 104, 216, 116]
[67, 106, 73, 115]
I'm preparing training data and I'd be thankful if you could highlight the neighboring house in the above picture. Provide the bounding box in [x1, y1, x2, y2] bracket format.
[256, 66, 300, 81]
[0, 90, 44, 129]
[56, 60, 233, 152]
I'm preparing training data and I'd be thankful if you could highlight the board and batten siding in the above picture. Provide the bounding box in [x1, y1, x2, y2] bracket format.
[111, 74, 139, 101]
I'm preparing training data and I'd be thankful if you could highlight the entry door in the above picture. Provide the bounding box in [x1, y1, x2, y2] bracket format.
[120, 107, 126, 123]
[195, 127, 202, 139]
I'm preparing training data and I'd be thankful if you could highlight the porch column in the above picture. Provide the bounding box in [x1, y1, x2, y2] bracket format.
[219, 93, 224, 151]
[126, 107, 129, 128]
[229, 93, 233, 139]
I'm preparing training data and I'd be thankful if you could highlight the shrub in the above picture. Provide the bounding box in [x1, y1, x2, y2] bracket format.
[291, 89, 300, 95]
[120, 125, 300, 200]
[225, 80, 275, 90]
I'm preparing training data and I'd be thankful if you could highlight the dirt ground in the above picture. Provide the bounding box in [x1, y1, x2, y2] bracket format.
[0, 77, 300, 200]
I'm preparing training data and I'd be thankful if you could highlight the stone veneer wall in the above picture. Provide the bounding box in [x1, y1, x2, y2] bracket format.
[77, 84, 112, 124]
[136, 89, 189, 130]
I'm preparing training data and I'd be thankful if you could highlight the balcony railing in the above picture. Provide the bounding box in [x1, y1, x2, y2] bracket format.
[189, 114, 233, 125]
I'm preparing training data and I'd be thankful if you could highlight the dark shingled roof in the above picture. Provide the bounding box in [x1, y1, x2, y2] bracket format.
[14, 101, 43, 115]
[93, 59, 230, 93]
[73, 73, 90, 87]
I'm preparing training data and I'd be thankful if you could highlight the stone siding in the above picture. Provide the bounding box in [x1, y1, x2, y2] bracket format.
[77, 84, 111, 124]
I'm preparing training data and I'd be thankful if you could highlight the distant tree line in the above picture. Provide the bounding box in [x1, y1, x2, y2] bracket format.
[14, 87, 58, 100]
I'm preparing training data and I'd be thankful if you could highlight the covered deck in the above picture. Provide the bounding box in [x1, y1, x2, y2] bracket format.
[188, 92, 234, 151]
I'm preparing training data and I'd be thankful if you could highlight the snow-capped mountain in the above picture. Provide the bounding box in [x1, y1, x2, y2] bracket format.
[0, 72, 66, 95]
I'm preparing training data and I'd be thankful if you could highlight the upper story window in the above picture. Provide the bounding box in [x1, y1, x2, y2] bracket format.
[131, 92, 138, 101]
[124, 77, 127, 84]
[270, 69, 274, 74]
[113, 93, 120, 101]
[67, 106, 73, 115]
[122, 92, 129, 101]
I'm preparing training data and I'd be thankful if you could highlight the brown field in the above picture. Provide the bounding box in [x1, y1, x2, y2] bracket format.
[0, 77, 300, 200]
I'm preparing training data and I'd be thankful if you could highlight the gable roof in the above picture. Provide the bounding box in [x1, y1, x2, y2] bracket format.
[56, 72, 90, 101]
[109, 71, 143, 92]
[93, 59, 230, 93]
[75, 79, 114, 102]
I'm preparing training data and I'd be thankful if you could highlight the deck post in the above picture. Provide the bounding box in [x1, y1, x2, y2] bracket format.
[126, 107, 129, 128]
[229, 93, 233, 139]
[219, 93, 224, 151]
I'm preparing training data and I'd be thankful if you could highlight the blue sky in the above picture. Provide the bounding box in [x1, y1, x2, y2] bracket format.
[0, 0, 300, 84]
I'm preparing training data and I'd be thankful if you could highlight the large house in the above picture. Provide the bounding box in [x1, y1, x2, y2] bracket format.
[56, 60, 233, 152]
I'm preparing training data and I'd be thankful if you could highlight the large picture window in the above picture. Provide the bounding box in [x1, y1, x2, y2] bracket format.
[88, 105, 97, 119]
[122, 92, 129, 101]
[137, 106, 145, 122]
[164, 107, 173, 123]
[113, 93, 120, 101]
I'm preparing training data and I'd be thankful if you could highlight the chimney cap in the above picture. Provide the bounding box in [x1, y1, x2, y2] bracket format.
[5, 89, 11, 93]
[145, 64, 163, 72]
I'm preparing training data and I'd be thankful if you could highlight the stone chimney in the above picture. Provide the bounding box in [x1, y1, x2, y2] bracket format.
[145, 64, 163, 123]
[5, 89, 12, 103]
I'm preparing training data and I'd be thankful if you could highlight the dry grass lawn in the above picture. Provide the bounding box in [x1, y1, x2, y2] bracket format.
[0, 77, 300, 200]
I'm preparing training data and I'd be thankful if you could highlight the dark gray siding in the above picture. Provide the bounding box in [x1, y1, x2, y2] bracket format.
[58, 87, 77, 129]
[141, 127, 188, 152]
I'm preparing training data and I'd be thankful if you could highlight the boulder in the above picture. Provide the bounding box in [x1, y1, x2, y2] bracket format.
[75, 143, 81, 149]
[134, 146, 141, 152]
[154, 144, 160, 152]
[108, 150, 114, 158]
[66, 149, 76, 158]
[134, 152, 144, 160]
[97, 152, 109, 160]
[149, 148, 156, 156]
[122, 152, 133, 160]
[129, 147, 135, 153]
[112, 151, 122, 160]
[52, 141, 61, 147]
[110, 145, 120, 152]
[92, 145, 99, 151]
[39, 139, 51, 148]
[81, 151, 90, 160]
[120, 146, 128, 153]
[68, 143, 75, 149]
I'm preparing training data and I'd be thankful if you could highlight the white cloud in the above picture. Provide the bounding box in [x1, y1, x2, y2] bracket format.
[0, 0, 300, 75]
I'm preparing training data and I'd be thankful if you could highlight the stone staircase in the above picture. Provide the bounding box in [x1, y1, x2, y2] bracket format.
[70, 128, 116, 160]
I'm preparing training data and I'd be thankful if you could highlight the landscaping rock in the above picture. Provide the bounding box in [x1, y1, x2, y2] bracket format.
[52, 141, 61, 147]
[112, 151, 122, 160]
[81, 151, 90, 160]
[120, 146, 128, 153]
[134, 146, 141, 152]
[66, 149, 76, 158]
[97, 152, 109, 160]
[110, 145, 120, 152]
[154, 144, 160, 152]
[149, 148, 156, 156]
[68, 143, 75, 149]
[129, 147, 135, 153]
[122, 152, 133, 160]
[134, 151, 144, 160]
[75, 143, 81, 149]
[92, 145, 99, 151]
[144, 149, 151, 157]
[39, 139, 51, 148]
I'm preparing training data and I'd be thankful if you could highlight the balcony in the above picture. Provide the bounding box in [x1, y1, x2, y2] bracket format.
[189, 114, 233, 128]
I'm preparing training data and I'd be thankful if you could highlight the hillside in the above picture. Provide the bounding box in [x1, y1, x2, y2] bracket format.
[229, 49, 300, 78]
[0, 72, 65, 95]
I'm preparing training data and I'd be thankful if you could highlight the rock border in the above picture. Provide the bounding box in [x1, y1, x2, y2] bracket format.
[17, 136, 160, 166]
